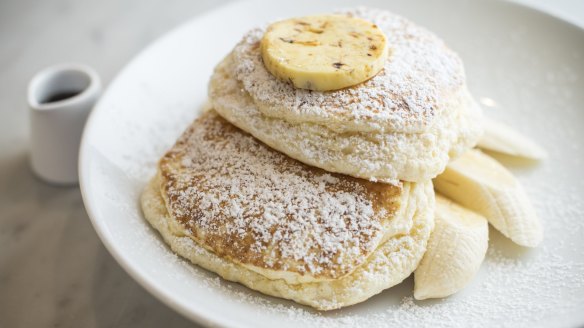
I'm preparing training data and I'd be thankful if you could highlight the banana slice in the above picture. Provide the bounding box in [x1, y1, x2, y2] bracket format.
[260, 15, 388, 91]
[414, 195, 488, 300]
[477, 117, 548, 160]
[434, 149, 543, 247]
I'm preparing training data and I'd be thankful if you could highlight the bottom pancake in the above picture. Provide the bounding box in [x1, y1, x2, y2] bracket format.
[141, 111, 435, 310]
[141, 175, 433, 310]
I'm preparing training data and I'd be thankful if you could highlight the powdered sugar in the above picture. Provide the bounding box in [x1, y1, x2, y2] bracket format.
[210, 52, 482, 183]
[159, 112, 404, 281]
[157, 229, 584, 328]
[233, 7, 465, 133]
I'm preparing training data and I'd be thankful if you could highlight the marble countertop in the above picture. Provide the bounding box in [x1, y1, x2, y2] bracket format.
[0, 1, 582, 327]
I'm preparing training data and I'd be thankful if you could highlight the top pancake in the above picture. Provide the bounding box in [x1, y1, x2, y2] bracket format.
[157, 111, 415, 283]
[233, 7, 465, 133]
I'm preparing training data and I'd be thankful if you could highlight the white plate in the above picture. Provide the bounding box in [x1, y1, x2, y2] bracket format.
[79, 0, 584, 327]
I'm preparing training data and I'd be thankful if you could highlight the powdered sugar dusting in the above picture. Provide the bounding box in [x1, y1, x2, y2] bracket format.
[233, 7, 465, 133]
[155, 228, 584, 328]
[210, 52, 482, 183]
[159, 111, 403, 281]
[145, 223, 584, 328]
[139, 110, 584, 326]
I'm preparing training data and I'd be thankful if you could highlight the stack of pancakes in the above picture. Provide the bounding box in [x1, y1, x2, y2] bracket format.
[141, 7, 483, 310]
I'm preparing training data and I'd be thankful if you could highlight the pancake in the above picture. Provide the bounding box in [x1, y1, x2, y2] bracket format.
[141, 111, 434, 309]
[209, 7, 483, 184]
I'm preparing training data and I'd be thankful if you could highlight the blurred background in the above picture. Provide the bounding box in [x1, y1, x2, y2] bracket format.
[0, 0, 583, 327]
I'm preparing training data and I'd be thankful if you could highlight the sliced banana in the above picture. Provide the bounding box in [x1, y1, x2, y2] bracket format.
[477, 117, 548, 160]
[434, 149, 543, 247]
[414, 195, 488, 300]
[260, 15, 388, 91]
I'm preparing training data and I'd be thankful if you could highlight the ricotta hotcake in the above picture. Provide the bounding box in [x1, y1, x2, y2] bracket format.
[209, 7, 483, 184]
[141, 111, 434, 309]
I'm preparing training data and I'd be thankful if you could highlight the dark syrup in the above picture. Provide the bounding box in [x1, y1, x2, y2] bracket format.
[42, 90, 81, 104]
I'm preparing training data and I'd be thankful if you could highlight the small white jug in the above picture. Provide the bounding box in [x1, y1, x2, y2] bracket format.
[27, 63, 101, 185]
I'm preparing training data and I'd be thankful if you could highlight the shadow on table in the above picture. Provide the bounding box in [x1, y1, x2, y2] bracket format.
[0, 151, 196, 328]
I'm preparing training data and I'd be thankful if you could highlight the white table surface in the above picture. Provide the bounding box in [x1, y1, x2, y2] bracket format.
[0, 1, 582, 327]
